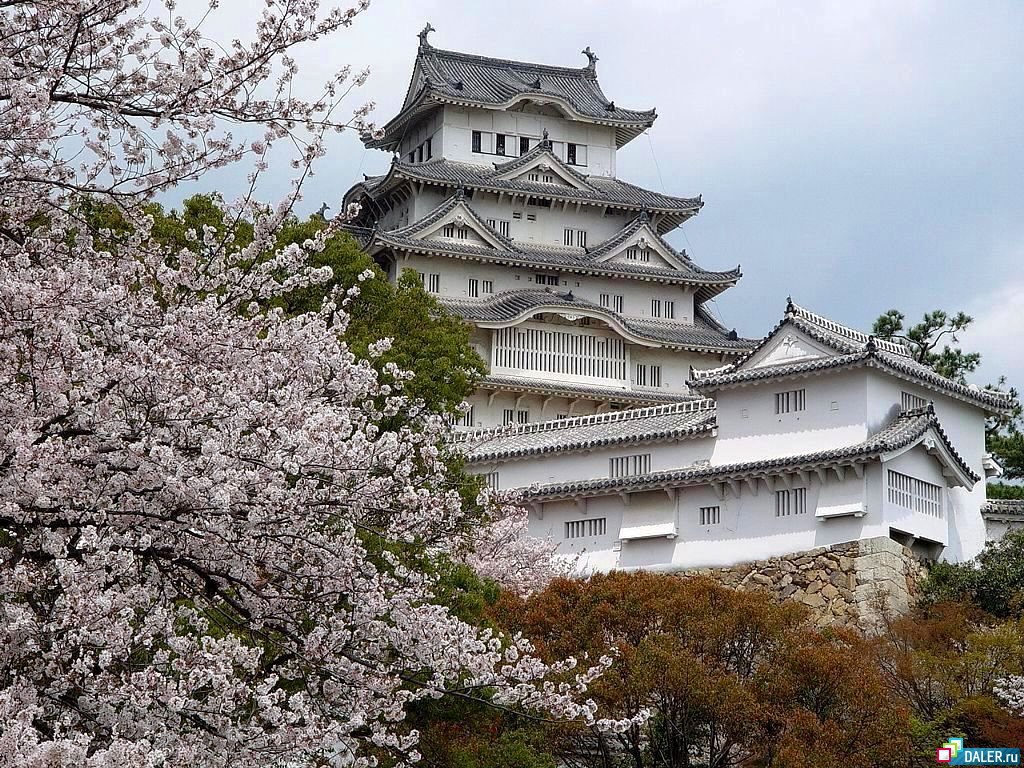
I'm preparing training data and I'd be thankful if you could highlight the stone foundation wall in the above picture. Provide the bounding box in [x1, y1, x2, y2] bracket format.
[683, 536, 926, 630]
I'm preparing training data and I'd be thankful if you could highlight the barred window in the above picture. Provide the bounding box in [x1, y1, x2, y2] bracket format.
[651, 299, 662, 318]
[635, 364, 662, 388]
[774, 488, 807, 517]
[468, 278, 479, 298]
[565, 517, 607, 539]
[442, 224, 456, 238]
[699, 506, 721, 526]
[609, 454, 651, 478]
[479, 472, 499, 490]
[775, 388, 807, 414]
[901, 391, 927, 411]
[887, 470, 942, 517]
[665, 300, 675, 319]
[482, 279, 494, 294]
[458, 405, 475, 427]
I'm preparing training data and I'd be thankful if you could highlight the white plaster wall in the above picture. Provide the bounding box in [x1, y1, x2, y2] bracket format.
[466, 190, 628, 249]
[440, 106, 618, 177]
[865, 370, 988, 560]
[471, 433, 714, 489]
[985, 518, 1024, 541]
[390, 251, 697, 322]
[882, 446, 951, 546]
[711, 370, 869, 464]
[527, 473, 887, 572]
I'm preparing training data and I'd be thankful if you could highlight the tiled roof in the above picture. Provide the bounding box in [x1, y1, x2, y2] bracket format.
[983, 499, 1024, 519]
[366, 34, 656, 151]
[364, 193, 739, 299]
[524, 405, 979, 499]
[690, 301, 1014, 413]
[476, 375, 690, 405]
[348, 156, 702, 222]
[462, 400, 717, 463]
[442, 289, 755, 353]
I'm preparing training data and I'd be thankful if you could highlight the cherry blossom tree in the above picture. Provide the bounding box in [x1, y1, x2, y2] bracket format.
[0, 2, 615, 765]
[995, 675, 1024, 716]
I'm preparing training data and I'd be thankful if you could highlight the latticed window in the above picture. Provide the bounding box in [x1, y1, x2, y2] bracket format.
[535, 274, 559, 286]
[479, 472, 499, 490]
[699, 506, 721, 526]
[901, 391, 927, 411]
[609, 454, 651, 478]
[441, 224, 456, 238]
[564, 227, 574, 246]
[775, 388, 806, 414]
[774, 488, 807, 517]
[887, 470, 942, 517]
[482, 279, 494, 294]
[635, 364, 662, 388]
[651, 299, 662, 318]
[468, 278, 479, 298]
[665, 300, 675, 319]
[458, 405, 475, 427]
[493, 327, 627, 383]
[565, 517, 607, 539]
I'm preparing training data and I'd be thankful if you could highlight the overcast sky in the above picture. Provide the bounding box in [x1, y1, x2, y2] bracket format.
[176, 0, 1024, 390]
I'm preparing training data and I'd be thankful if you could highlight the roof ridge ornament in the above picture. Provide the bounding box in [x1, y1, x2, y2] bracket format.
[581, 46, 599, 74]
[538, 128, 552, 151]
[418, 23, 434, 49]
[865, 334, 878, 353]
[785, 296, 796, 317]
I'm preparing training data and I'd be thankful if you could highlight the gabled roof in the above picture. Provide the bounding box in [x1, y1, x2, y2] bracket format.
[365, 193, 739, 299]
[442, 289, 754, 354]
[690, 300, 1014, 413]
[491, 142, 595, 189]
[461, 400, 717, 463]
[366, 29, 656, 152]
[523, 405, 980, 500]
[346, 157, 703, 231]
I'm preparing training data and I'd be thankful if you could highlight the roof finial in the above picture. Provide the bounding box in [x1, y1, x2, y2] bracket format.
[581, 46, 599, 73]
[418, 22, 435, 48]
[638, 209, 649, 224]
[454, 184, 465, 201]
[865, 334, 878, 353]
[315, 202, 330, 219]
[785, 296, 796, 316]
[539, 128, 551, 151]
[926, 400, 936, 415]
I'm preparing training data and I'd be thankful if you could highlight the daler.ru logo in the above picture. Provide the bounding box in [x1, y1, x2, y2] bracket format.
[937, 737, 1021, 766]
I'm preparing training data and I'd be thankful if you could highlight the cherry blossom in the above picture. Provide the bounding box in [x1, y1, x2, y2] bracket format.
[0, 2, 624, 766]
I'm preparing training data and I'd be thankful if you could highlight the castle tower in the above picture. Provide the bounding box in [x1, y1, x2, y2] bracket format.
[344, 26, 752, 428]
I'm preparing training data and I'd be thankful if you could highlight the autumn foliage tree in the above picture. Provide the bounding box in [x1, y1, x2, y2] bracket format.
[0, 2, 608, 766]
[497, 572, 912, 768]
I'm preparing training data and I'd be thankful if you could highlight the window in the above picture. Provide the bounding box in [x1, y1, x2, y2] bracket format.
[416, 145, 423, 163]
[442, 224, 456, 238]
[651, 299, 662, 318]
[575, 229, 587, 248]
[503, 409, 514, 425]
[609, 454, 651, 478]
[495, 133, 506, 156]
[458, 405, 475, 427]
[567, 142, 577, 165]
[520, 136, 531, 155]
[526, 213, 537, 221]
[556, 413, 568, 420]
[526, 197, 551, 208]
[699, 506, 721, 526]
[468, 278, 479, 298]
[564, 227, 574, 246]
[488, 218, 510, 237]
[635, 364, 662, 388]
[472, 130, 482, 153]
[901, 391, 927, 411]
[426, 137, 432, 160]
[888, 470, 942, 517]
[418, 273, 440, 293]
[512, 211, 522, 220]
[599, 293, 624, 313]
[664, 300, 675, 319]
[479, 471, 499, 491]
[626, 246, 650, 262]
[535, 274, 559, 286]
[482, 279, 494, 294]
[775, 388, 807, 414]
[774, 488, 808, 517]
[565, 517, 607, 539]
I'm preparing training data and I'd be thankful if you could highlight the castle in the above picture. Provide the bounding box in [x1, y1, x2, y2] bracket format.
[344, 27, 1015, 570]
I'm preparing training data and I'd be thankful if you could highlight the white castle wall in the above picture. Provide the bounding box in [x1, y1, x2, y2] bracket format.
[439, 106, 618, 177]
